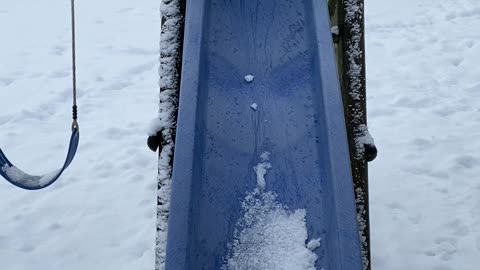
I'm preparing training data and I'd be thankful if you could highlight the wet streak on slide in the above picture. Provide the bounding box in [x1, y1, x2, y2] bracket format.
[165, 0, 363, 269]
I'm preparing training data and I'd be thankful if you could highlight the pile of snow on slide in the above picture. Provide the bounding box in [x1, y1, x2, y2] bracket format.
[223, 152, 321, 270]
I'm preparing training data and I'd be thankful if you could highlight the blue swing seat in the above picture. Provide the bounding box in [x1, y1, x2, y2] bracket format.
[0, 126, 79, 190]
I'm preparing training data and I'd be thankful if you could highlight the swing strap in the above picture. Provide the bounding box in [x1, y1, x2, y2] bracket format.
[0, 0, 79, 190]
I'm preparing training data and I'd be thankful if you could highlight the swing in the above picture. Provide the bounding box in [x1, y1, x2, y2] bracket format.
[0, 0, 79, 190]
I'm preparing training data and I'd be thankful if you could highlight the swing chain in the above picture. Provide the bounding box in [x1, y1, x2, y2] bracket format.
[70, 0, 78, 131]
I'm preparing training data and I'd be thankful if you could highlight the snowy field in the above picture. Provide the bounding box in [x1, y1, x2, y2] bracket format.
[367, 0, 480, 269]
[0, 0, 478, 270]
[0, 0, 159, 269]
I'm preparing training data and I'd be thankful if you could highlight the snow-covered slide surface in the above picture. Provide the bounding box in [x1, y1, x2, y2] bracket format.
[165, 1, 362, 269]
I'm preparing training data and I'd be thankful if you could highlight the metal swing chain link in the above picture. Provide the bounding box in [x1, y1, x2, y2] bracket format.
[70, 0, 79, 130]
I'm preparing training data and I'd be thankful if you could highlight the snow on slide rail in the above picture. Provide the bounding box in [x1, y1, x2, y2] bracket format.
[155, 0, 184, 269]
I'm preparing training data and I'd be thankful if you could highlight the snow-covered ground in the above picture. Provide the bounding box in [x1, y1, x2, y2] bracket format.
[367, 0, 480, 269]
[0, 0, 159, 269]
[0, 0, 479, 269]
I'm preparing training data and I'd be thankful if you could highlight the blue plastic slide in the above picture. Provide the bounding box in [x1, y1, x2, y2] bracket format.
[165, 0, 363, 269]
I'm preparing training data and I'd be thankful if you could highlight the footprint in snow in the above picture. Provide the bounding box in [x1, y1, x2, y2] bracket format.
[464, 40, 474, 48]
[131, 174, 145, 182]
[425, 237, 458, 262]
[48, 222, 62, 231]
[445, 219, 470, 237]
[125, 47, 157, 56]
[117, 7, 134, 13]
[102, 81, 133, 91]
[412, 137, 434, 151]
[48, 70, 70, 79]
[103, 127, 132, 140]
[0, 115, 12, 125]
[127, 61, 156, 75]
[408, 213, 422, 224]
[93, 161, 114, 172]
[138, 198, 150, 206]
[19, 243, 35, 253]
[445, 12, 457, 20]
[393, 96, 434, 109]
[50, 45, 67, 56]
[453, 155, 478, 170]
[434, 265, 454, 270]
[0, 77, 14, 86]
[449, 57, 463, 67]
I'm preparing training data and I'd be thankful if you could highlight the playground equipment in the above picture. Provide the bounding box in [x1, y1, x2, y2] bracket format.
[154, 0, 377, 269]
[0, 0, 79, 190]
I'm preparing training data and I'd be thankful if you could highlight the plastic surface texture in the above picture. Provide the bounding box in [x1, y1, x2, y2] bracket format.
[166, 0, 363, 269]
[0, 127, 79, 190]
